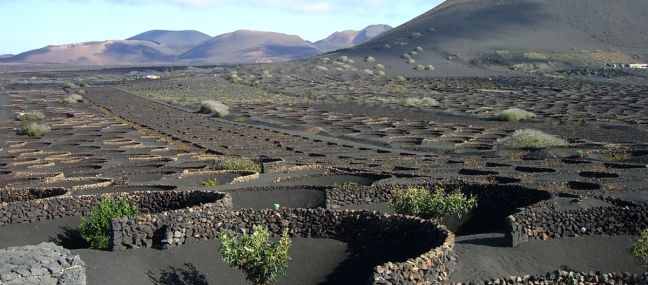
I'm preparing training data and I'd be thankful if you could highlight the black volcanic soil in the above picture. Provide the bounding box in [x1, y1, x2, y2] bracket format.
[451, 233, 643, 283]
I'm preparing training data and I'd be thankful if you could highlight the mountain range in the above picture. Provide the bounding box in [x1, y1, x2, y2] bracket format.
[333, 0, 648, 75]
[1, 25, 391, 65]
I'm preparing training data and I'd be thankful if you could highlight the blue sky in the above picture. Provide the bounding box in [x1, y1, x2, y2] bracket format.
[0, 0, 442, 54]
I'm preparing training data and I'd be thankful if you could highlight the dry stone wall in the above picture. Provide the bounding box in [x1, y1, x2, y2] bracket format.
[112, 208, 457, 284]
[507, 200, 648, 247]
[0, 242, 85, 285]
[0, 187, 67, 203]
[0, 190, 230, 226]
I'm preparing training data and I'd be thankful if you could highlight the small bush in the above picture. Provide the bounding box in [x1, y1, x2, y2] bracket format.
[376, 71, 386, 76]
[401, 53, 412, 60]
[220, 158, 261, 172]
[62, 82, 77, 89]
[395, 76, 407, 82]
[16, 111, 45, 121]
[414, 64, 425, 70]
[383, 44, 391, 49]
[337, 56, 349, 63]
[495, 50, 512, 59]
[406, 97, 439, 107]
[374, 64, 385, 70]
[364, 56, 375, 63]
[220, 225, 291, 285]
[363, 69, 373, 75]
[201, 178, 220, 187]
[633, 229, 648, 268]
[406, 58, 416, 64]
[495, 108, 536, 121]
[79, 198, 139, 249]
[391, 187, 477, 220]
[315, 65, 329, 71]
[18, 122, 50, 138]
[410, 51, 418, 56]
[336, 182, 358, 189]
[62, 94, 83, 104]
[410, 32, 422, 39]
[425, 65, 435, 71]
[497, 129, 568, 149]
[523, 52, 548, 61]
[200, 100, 230, 117]
[415, 46, 424, 52]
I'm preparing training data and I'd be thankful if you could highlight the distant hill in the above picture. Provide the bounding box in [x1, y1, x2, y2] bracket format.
[314, 24, 392, 52]
[127, 30, 212, 53]
[179, 30, 323, 64]
[0, 54, 12, 59]
[2, 40, 175, 65]
[334, 0, 648, 75]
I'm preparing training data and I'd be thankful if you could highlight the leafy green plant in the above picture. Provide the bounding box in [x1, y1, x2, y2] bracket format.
[219, 158, 261, 172]
[62, 82, 77, 89]
[497, 129, 568, 149]
[201, 178, 221, 187]
[495, 108, 536, 121]
[390, 187, 478, 220]
[633, 229, 648, 268]
[79, 198, 139, 249]
[16, 111, 45, 121]
[62, 94, 83, 104]
[220, 225, 292, 285]
[523, 52, 548, 61]
[336, 182, 358, 189]
[405, 97, 440, 107]
[18, 122, 50, 138]
[200, 100, 230, 117]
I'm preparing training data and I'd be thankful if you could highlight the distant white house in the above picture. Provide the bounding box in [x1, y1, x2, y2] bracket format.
[145, 74, 161, 80]
[629, 63, 648, 69]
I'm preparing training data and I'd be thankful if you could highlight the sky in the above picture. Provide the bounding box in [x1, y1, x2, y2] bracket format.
[0, 0, 442, 55]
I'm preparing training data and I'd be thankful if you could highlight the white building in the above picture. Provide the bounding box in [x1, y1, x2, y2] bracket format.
[629, 63, 648, 69]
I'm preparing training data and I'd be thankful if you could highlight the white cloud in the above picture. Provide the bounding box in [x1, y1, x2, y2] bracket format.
[106, 0, 414, 14]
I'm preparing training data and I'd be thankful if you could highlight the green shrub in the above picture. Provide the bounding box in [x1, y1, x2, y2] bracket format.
[363, 69, 374, 75]
[401, 53, 412, 60]
[220, 225, 291, 285]
[376, 71, 386, 76]
[365, 56, 375, 63]
[410, 32, 422, 39]
[425, 65, 435, 71]
[62, 94, 83, 104]
[374, 64, 385, 70]
[337, 56, 349, 63]
[414, 64, 425, 70]
[406, 97, 439, 107]
[62, 82, 77, 89]
[415, 46, 424, 52]
[497, 129, 568, 149]
[79, 198, 139, 249]
[633, 229, 648, 268]
[200, 100, 230, 117]
[201, 178, 221, 187]
[391, 187, 477, 220]
[220, 158, 261, 172]
[336, 182, 358, 189]
[395, 76, 407, 82]
[406, 58, 416, 64]
[315, 65, 329, 71]
[16, 111, 45, 121]
[495, 50, 512, 59]
[18, 122, 50, 138]
[495, 108, 536, 121]
[523, 52, 548, 61]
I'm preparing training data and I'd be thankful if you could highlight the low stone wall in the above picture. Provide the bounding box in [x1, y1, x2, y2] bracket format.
[0, 187, 67, 203]
[112, 208, 456, 284]
[0, 190, 231, 226]
[467, 270, 648, 285]
[0, 242, 85, 285]
[507, 200, 648, 247]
